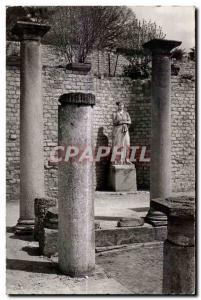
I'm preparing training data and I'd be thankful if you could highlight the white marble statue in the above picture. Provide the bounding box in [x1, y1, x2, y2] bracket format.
[112, 101, 132, 164]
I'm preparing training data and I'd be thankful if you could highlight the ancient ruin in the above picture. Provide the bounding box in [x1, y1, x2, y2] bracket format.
[6, 6, 196, 295]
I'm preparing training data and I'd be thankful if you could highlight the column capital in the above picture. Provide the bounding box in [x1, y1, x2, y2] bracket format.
[151, 196, 195, 219]
[59, 93, 96, 106]
[152, 196, 195, 254]
[12, 21, 50, 41]
[143, 39, 182, 55]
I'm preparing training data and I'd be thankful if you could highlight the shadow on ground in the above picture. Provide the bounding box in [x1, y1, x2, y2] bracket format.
[21, 246, 41, 256]
[6, 258, 59, 275]
[7, 227, 35, 242]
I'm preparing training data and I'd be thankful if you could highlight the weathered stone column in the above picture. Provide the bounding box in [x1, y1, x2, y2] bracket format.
[58, 93, 96, 277]
[143, 39, 181, 226]
[151, 196, 195, 294]
[12, 21, 50, 233]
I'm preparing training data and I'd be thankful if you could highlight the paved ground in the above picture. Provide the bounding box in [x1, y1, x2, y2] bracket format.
[6, 192, 164, 295]
[95, 191, 149, 228]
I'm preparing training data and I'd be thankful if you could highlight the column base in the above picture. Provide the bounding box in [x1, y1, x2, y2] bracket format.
[59, 265, 96, 278]
[145, 207, 168, 226]
[14, 219, 35, 235]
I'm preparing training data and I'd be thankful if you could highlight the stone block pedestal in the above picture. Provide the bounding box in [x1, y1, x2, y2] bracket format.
[163, 240, 195, 295]
[109, 164, 137, 192]
[34, 197, 57, 240]
[151, 196, 195, 295]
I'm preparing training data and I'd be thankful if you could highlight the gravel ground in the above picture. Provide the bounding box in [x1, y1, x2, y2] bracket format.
[6, 227, 163, 295]
[6, 229, 132, 295]
[96, 242, 164, 294]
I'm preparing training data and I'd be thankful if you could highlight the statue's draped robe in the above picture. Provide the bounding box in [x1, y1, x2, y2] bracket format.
[112, 111, 131, 149]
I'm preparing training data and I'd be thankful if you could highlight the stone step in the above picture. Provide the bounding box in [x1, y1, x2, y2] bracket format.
[39, 224, 167, 257]
[43, 206, 145, 229]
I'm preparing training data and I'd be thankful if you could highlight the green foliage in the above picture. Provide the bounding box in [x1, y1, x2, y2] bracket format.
[118, 49, 151, 79]
[188, 47, 195, 61]
[117, 16, 165, 79]
[123, 63, 151, 79]
[171, 47, 186, 61]
[6, 6, 165, 69]
[120, 17, 165, 50]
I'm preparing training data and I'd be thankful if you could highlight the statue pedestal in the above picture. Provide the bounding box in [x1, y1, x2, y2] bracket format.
[109, 164, 137, 192]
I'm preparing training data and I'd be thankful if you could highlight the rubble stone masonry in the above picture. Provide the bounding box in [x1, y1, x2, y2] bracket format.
[6, 42, 195, 201]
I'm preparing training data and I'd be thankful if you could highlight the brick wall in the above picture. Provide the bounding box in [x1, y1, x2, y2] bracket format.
[6, 42, 195, 201]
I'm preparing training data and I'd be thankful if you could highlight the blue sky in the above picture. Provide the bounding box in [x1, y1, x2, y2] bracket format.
[131, 6, 195, 50]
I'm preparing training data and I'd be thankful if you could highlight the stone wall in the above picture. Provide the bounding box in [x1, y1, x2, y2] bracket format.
[171, 63, 195, 192]
[93, 78, 151, 190]
[6, 42, 195, 201]
[6, 65, 20, 202]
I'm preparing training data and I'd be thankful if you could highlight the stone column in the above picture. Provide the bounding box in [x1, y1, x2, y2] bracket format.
[58, 93, 95, 277]
[151, 196, 195, 294]
[143, 39, 181, 226]
[12, 21, 50, 233]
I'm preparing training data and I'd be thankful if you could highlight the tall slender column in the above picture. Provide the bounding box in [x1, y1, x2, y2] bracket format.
[12, 21, 50, 234]
[143, 39, 181, 226]
[58, 93, 96, 277]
